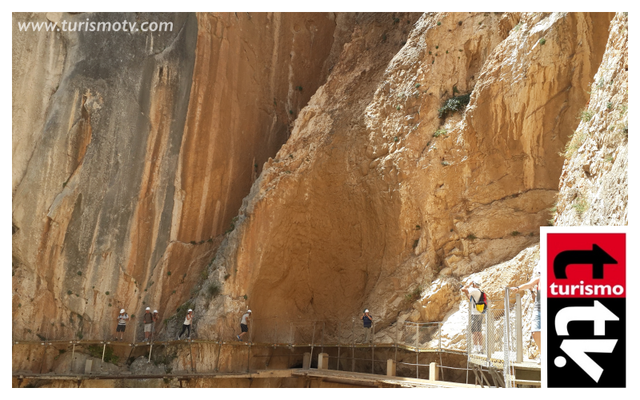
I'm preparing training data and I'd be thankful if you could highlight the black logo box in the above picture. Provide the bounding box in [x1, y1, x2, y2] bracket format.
[547, 298, 626, 388]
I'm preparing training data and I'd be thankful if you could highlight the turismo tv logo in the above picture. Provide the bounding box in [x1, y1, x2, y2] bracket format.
[546, 232, 625, 388]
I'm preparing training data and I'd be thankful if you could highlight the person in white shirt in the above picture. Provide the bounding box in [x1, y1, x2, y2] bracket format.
[237, 310, 252, 341]
[461, 280, 484, 353]
[177, 309, 193, 340]
[115, 309, 129, 341]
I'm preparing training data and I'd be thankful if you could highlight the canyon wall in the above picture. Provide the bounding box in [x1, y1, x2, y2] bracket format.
[553, 12, 628, 226]
[194, 12, 615, 341]
[13, 11, 626, 366]
[12, 11, 354, 341]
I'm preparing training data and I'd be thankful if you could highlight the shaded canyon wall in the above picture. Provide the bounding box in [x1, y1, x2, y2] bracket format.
[12, 11, 355, 341]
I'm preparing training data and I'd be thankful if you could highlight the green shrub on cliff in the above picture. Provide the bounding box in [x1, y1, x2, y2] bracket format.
[438, 93, 471, 119]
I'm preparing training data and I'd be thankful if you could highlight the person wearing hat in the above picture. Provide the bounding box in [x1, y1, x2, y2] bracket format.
[461, 279, 484, 353]
[143, 307, 154, 342]
[152, 310, 159, 341]
[177, 309, 193, 340]
[115, 309, 129, 341]
[361, 309, 373, 343]
[237, 310, 251, 341]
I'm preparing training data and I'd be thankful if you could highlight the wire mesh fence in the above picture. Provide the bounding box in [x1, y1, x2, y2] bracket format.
[464, 288, 525, 387]
[15, 289, 532, 386]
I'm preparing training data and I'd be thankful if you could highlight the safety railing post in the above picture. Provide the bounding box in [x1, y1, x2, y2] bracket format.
[337, 321, 341, 371]
[351, 317, 355, 372]
[290, 322, 293, 345]
[467, 299, 471, 356]
[394, 322, 398, 363]
[415, 323, 419, 378]
[516, 292, 523, 363]
[371, 320, 375, 374]
[439, 322, 442, 352]
[309, 321, 316, 369]
[503, 287, 512, 388]
[485, 308, 492, 361]
[70, 342, 76, 373]
[321, 321, 325, 356]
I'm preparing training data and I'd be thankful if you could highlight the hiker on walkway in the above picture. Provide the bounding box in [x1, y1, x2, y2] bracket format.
[510, 262, 541, 360]
[461, 280, 485, 353]
[152, 310, 159, 341]
[177, 309, 193, 340]
[361, 309, 373, 343]
[237, 310, 251, 341]
[115, 309, 129, 341]
[143, 307, 154, 342]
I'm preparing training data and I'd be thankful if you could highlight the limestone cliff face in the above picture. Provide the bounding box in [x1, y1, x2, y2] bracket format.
[408, 12, 627, 359]
[553, 12, 628, 226]
[196, 12, 615, 340]
[13, 11, 625, 356]
[12, 12, 350, 341]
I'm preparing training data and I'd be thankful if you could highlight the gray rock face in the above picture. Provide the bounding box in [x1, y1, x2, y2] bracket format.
[13, 12, 198, 339]
[12, 12, 353, 342]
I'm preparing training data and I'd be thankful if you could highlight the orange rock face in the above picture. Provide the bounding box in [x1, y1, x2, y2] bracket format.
[12, 12, 625, 363]
[201, 12, 616, 340]
[12, 12, 354, 342]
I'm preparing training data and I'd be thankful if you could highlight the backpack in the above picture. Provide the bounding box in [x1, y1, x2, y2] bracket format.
[473, 291, 488, 313]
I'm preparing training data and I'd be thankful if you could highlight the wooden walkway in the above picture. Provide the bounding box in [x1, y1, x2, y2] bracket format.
[467, 353, 541, 387]
[12, 368, 478, 388]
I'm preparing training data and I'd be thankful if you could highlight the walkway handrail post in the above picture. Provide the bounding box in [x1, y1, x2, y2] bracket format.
[394, 322, 398, 363]
[337, 321, 341, 370]
[371, 320, 375, 374]
[516, 292, 523, 363]
[290, 322, 293, 345]
[415, 323, 419, 379]
[321, 321, 325, 355]
[351, 317, 355, 372]
[309, 321, 316, 369]
[503, 287, 512, 388]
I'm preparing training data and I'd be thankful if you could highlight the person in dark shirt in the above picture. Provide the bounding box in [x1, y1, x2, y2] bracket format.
[361, 309, 373, 343]
[143, 307, 154, 342]
[152, 310, 159, 341]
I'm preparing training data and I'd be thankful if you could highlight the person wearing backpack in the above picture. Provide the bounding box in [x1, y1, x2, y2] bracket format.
[461, 279, 486, 353]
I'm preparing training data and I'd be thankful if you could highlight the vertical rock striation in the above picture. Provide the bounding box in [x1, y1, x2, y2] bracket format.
[554, 12, 628, 226]
[195, 12, 615, 339]
[12, 12, 350, 341]
[13, 12, 625, 359]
